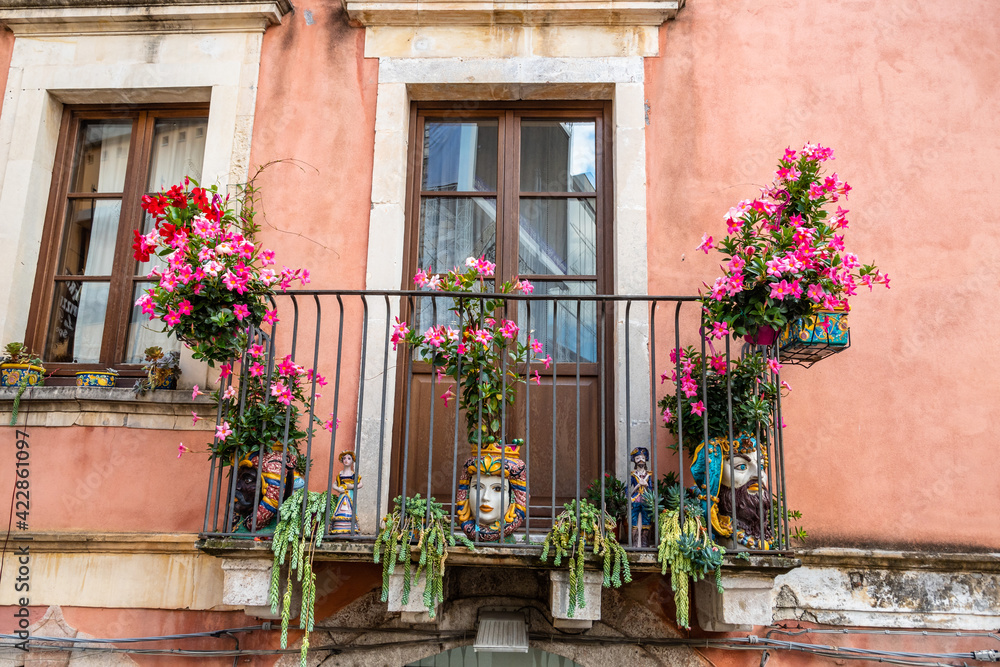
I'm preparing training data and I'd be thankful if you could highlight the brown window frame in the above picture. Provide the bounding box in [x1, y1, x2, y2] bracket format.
[25, 103, 210, 377]
[401, 100, 614, 294]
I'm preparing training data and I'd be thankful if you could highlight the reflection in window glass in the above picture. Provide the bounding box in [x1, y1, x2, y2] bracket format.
[147, 118, 208, 191]
[419, 197, 497, 272]
[45, 281, 110, 363]
[70, 121, 132, 193]
[518, 281, 597, 363]
[518, 198, 596, 276]
[422, 121, 498, 192]
[56, 200, 122, 277]
[520, 121, 596, 193]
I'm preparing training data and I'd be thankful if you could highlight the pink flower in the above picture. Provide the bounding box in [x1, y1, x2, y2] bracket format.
[769, 279, 793, 300]
[261, 249, 276, 266]
[414, 267, 431, 288]
[249, 344, 265, 358]
[215, 421, 232, 440]
[233, 304, 250, 321]
[780, 380, 792, 393]
[277, 355, 299, 376]
[767, 359, 783, 374]
[662, 406, 673, 423]
[441, 386, 455, 408]
[177, 443, 190, 458]
[263, 310, 279, 326]
[475, 256, 496, 278]
[322, 413, 341, 432]
[423, 326, 446, 348]
[456, 342, 467, 356]
[530, 338, 543, 354]
[222, 386, 238, 401]
[391, 317, 410, 351]
[219, 363, 233, 380]
[518, 279, 534, 294]
[191, 385, 203, 399]
[709, 321, 730, 340]
[499, 319, 519, 340]
[249, 362, 265, 377]
[696, 233, 715, 254]
[543, 355, 552, 370]
[690, 401, 706, 416]
[164, 309, 181, 327]
[532, 370, 541, 386]
[427, 274, 442, 290]
[191, 412, 201, 425]
[806, 284, 826, 303]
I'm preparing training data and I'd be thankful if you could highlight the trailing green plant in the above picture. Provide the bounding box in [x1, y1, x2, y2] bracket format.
[373, 494, 474, 618]
[655, 485, 726, 629]
[540, 499, 632, 618]
[584, 473, 629, 526]
[2, 343, 44, 426]
[269, 488, 331, 667]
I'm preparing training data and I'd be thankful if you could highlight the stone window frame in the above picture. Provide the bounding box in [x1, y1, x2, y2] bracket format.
[0, 4, 286, 387]
[357, 56, 653, 528]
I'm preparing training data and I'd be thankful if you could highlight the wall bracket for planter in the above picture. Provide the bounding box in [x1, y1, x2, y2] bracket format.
[779, 311, 850, 368]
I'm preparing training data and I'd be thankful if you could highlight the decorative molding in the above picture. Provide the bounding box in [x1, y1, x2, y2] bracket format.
[7, 531, 204, 554]
[0, 1, 292, 35]
[346, 0, 683, 27]
[0, 386, 217, 430]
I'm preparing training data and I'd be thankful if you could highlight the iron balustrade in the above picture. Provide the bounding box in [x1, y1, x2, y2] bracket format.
[201, 289, 792, 554]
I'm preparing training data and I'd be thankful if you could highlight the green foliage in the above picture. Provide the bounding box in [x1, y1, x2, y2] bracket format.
[658, 347, 780, 456]
[540, 500, 632, 618]
[772, 493, 808, 545]
[656, 505, 726, 629]
[3, 342, 44, 427]
[133, 346, 181, 396]
[373, 494, 474, 618]
[269, 489, 332, 667]
[584, 473, 629, 525]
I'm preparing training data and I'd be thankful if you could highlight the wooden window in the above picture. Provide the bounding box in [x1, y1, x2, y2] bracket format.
[397, 101, 614, 508]
[26, 105, 209, 374]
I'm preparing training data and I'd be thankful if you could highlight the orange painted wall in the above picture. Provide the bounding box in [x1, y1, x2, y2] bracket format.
[644, 0, 1000, 549]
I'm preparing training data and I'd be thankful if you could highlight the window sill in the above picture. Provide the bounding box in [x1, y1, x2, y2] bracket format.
[346, 0, 684, 27]
[0, 385, 217, 430]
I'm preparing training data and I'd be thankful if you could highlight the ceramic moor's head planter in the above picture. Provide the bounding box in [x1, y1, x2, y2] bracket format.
[456, 441, 528, 542]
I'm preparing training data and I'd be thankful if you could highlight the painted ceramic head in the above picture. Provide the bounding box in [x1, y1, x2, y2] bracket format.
[630, 447, 649, 467]
[456, 441, 528, 541]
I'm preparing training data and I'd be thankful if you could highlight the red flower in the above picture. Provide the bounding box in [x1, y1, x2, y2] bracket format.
[132, 229, 151, 262]
[192, 187, 211, 214]
[141, 194, 168, 217]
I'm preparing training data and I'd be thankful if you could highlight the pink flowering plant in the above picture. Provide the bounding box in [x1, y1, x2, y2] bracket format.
[698, 144, 889, 342]
[658, 347, 781, 455]
[393, 257, 546, 446]
[134, 178, 309, 365]
[211, 350, 332, 466]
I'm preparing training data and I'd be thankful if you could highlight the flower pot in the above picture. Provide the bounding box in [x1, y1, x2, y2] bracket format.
[153, 371, 179, 390]
[1, 363, 44, 388]
[779, 310, 850, 368]
[746, 325, 780, 346]
[76, 371, 118, 387]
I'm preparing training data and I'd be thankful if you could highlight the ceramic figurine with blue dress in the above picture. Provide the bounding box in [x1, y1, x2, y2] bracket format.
[629, 447, 653, 547]
[330, 450, 363, 535]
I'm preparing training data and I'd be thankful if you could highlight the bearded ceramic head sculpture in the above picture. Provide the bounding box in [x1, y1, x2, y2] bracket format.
[233, 449, 302, 532]
[456, 441, 528, 541]
[689, 434, 773, 549]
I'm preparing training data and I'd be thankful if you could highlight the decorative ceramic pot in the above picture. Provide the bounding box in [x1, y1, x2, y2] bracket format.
[154, 372, 179, 390]
[0, 364, 44, 388]
[76, 371, 118, 387]
[455, 441, 529, 542]
[781, 310, 849, 348]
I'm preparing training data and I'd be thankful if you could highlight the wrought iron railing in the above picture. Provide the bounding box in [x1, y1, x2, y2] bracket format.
[201, 290, 793, 554]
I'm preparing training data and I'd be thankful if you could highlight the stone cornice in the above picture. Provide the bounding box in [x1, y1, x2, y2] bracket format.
[345, 0, 684, 27]
[7, 531, 203, 554]
[0, 385, 217, 430]
[794, 547, 1000, 573]
[0, 0, 293, 35]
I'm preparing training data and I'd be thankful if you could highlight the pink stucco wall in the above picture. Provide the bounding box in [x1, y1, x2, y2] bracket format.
[645, 0, 1000, 549]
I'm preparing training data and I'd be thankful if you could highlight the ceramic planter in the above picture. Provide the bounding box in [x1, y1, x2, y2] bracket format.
[0, 364, 44, 388]
[76, 371, 118, 387]
[779, 310, 850, 367]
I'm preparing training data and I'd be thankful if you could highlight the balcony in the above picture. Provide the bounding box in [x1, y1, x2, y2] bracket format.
[197, 289, 798, 626]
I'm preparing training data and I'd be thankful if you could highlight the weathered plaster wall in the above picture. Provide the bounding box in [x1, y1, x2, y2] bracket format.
[643, 0, 1000, 550]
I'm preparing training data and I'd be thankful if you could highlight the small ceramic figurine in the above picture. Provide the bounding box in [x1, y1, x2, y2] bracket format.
[456, 441, 528, 542]
[629, 447, 653, 547]
[330, 450, 363, 535]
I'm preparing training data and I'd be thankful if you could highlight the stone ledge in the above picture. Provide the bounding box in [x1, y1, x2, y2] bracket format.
[7, 531, 205, 554]
[346, 0, 684, 27]
[795, 547, 1000, 573]
[0, 0, 292, 35]
[0, 385, 217, 430]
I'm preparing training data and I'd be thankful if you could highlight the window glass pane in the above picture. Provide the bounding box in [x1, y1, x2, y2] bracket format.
[147, 118, 208, 191]
[44, 281, 110, 363]
[520, 121, 596, 193]
[518, 198, 596, 276]
[124, 283, 179, 364]
[518, 281, 597, 363]
[422, 120, 498, 192]
[56, 199, 122, 276]
[419, 197, 497, 272]
[70, 121, 132, 193]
